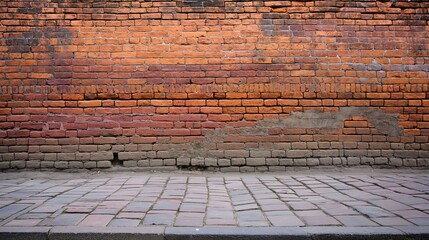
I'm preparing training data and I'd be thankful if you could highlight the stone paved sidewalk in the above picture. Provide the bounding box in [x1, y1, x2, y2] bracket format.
[0, 170, 428, 239]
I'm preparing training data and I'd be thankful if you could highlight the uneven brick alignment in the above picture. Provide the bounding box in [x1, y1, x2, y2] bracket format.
[0, 0, 428, 170]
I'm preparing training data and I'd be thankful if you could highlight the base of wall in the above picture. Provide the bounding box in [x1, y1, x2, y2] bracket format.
[1, 157, 428, 172]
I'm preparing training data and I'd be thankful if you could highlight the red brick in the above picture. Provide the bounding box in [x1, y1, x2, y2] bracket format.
[219, 100, 242, 107]
[62, 108, 84, 115]
[167, 93, 188, 99]
[64, 123, 87, 130]
[8, 130, 30, 138]
[208, 114, 232, 122]
[226, 93, 247, 99]
[244, 114, 263, 121]
[151, 100, 173, 107]
[186, 100, 206, 107]
[159, 129, 190, 136]
[43, 101, 66, 107]
[78, 100, 102, 108]
[259, 107, 282, 113]
[88, 122, 120, 129]
[179, 114, 207, 121]
[299, 100, 322, 107]
[366, 93, 390, 99]
[404, 93, 426, 99]
[223, 107, 246, 114]
[8, 102, 30, 108]
[0, 122, 15, 129]
[278, 99, 298, 106]
[152, 115, 180, 121]
[200, 107, 222, 114]
[46, 130, 66, 138]
[115, 100, 137, 107]
[348, 100, 370, 107]
[63, 94, 84, 101]
[14, 108, 48, 115]
[385, 100, 408, 107]
[344, 121, 368, 128]
[242, 99, 263, 106]
[78, 130, 101, 137]
[0, 108, 11, 115]
[7, 115, 30, 122]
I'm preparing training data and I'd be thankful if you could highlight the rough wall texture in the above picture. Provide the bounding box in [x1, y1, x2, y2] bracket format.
[0, 0, 428, 171]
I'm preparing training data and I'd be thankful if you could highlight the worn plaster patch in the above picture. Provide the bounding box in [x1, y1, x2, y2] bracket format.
[171, 107, 403, 158]
[256, 107, 403, 136]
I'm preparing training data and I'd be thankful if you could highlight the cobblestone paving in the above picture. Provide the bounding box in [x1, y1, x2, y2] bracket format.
[0, 172, 428, 229]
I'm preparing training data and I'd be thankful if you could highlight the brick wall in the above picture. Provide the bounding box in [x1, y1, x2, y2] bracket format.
[1, 0, 428, 171]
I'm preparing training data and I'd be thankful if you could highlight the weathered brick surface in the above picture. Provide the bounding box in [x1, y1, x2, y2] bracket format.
[0, 0, 428, 170]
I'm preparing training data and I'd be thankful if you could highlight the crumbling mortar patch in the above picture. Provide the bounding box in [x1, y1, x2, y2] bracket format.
[167, 107, 404, 159]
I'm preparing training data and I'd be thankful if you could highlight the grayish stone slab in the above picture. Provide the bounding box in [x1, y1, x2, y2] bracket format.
[165, 227, 310, 240]
[394, 226, 429, 235]
[303, 227, 406, 240]
[0, 227, 49, 240]
[49, 226, 164, 240]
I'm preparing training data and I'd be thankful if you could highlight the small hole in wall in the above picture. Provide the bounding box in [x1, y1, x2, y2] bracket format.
[111, 152, 123, 167]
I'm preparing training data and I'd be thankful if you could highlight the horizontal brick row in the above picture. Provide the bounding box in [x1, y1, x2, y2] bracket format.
[1, 83, 429, 94]
[1, 157, 427, 171]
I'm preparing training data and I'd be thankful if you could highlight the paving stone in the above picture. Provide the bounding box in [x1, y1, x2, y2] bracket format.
[4, 219, 42, 227]
[234, 203, 259, 211]
[288, 202, 318, 211]
[78, 215, 114, 227]
[207, 210, 234, 219]
[152, 201, 181, 211]
[352, 206, 395, 218]
[205, 218, 237, 226]
[17, 213, 51, 219]
[116, 212, 146, 219]
[267, 214, 305, 227]
[236, 210, 266, 220]
[371, 217, 414, 226]
[370, 199, 413, 211]
[52, 214, 87, 226]
[301, 215, 341, 226]
[318, 204, 358, 216]
[64, 207, 94, 213]
[109, 219, 140, 227]
[260, 204, 289, 211]
[407, 218, 429, 226]
[143, 212, 176, 226]
[92, 207, 122, 215]
[179, 203, 206, 213]
[0, 204, 32, 219]
[174, 213, 204, 227]
[238, 221, 270, 227]
[394, 210, 429, 219]
[295, 210, 326, 217]
[335, 215, 379, 227]
[123, 202, 153, 212]
[411, 203, 429, 211]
